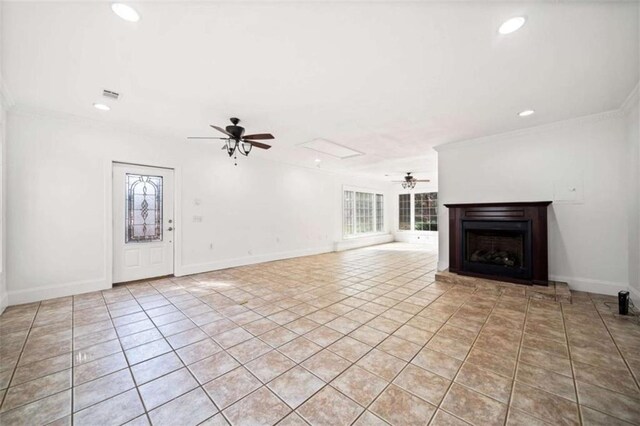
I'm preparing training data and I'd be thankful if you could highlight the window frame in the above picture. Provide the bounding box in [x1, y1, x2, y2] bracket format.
[342, 186, 386, 239]
[396, 191, 438, 232]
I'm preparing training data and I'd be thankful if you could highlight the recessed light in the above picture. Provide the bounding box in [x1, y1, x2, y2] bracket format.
[93, 103, 111, 111]
[314, 158, 321, 163]
[518, 109, 535, 117]
[499, 17, 526, 35]
[111, 3, 140, 22]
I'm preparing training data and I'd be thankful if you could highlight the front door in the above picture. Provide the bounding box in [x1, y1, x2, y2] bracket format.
[113, 163, 174, 283]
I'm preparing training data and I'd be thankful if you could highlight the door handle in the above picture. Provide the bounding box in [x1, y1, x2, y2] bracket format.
[168, 227, 174, 231]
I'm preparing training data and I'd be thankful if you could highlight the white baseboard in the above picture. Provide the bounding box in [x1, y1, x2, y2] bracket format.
[177, 244, 335, 277]
[0, 289, 8, 314]
[334, 234, 394, 252]
[394, 231, 438, 245]
[437, 261, 449, 272]
[5, 245, 336, 306]
[7, 278, 111, 306]
[549, 274, 627, 296]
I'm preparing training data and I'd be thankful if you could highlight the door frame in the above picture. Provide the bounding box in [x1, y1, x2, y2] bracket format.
[105, 160, 183, 286]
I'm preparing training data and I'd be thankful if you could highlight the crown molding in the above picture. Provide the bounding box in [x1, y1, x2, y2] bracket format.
[434, 108, 622, 153]
[0, 75, 16, 110]
[620, 81, 639, 114]
[436, 82, 639, 153]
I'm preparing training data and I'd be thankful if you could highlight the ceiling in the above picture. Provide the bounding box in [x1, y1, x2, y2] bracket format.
[2, 1, 638, 183]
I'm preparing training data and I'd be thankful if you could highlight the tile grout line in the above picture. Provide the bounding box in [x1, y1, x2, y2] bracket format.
[503, 296, 531, 425]
[187, 266, 440, 424]
[0, 257, 433, 424]
[209, 271, 433, 424]
[127, 280, 225, 425]
[127, 275, 324, 424]
[0, 301, 42, 412]
[589, 294, 640, 391]
[431, 287, 506, 425]
[0, 250, 436, 424]
[289, 273, 447, 425]
[348, 283, 489, 425]
[105, 286, 154, 426]
[10, 249, 632, 426]
[560, 297, 585, 426]
[582, 292, 640, 423]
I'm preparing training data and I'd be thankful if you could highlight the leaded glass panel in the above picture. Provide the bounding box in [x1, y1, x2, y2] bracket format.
[126, 174, 163, 243]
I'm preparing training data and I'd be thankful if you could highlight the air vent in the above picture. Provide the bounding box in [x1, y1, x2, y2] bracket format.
[102, 89, 120, 100]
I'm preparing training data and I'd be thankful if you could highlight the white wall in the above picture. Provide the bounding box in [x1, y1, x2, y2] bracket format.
[6, 109, 392, 305]
[0, 100, 6, 313]
[0, 2, 8, 313]
[436, 112, 630, 295]
[626, 90, 640, 303]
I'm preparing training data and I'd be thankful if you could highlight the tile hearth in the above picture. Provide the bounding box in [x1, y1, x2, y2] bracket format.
[0, 243, 639, 425]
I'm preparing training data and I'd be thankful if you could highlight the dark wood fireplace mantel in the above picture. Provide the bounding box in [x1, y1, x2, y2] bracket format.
[445, 201, 552, 286]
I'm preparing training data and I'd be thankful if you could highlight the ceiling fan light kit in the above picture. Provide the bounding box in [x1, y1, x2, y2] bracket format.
[188, 117, 274, 166]
[402, 180, 417, 190]
[394, 172, 430, 190]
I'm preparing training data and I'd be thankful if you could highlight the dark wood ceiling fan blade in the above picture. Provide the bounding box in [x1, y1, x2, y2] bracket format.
[248, 141, 271, 149]
[243, 133, 274, 140]
[210, 125, 233, 136]
[415, 179, 431, 182]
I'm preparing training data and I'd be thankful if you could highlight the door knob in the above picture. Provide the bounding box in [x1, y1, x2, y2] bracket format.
[168, 227, 174, 231]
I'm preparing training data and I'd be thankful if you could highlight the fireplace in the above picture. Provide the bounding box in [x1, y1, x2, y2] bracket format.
[445, 202, 551, 285]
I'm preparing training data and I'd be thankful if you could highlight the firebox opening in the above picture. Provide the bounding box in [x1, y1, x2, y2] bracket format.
[460, 219, 533, 280]
[465, 229, 525, 269]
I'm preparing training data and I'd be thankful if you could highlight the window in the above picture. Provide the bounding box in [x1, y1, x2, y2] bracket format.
[355, 192, 374, 233]
[343, 190, 384, 237]
[398, 192, 438, 231]
[376, 194, 384, 232]
[399, 194, 411, 230]
[126, 174, 163, 243]
[343, 191, 354, 236]
[415, 192, 438, 231]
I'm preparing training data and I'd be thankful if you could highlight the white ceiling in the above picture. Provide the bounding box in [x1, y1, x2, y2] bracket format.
[2, 1, 638, 183]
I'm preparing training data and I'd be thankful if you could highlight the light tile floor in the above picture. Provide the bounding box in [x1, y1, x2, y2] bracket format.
[1, 243, 639, 425]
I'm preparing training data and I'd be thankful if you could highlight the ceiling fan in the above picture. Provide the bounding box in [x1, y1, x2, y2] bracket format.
[393, 172, 430, 189]
[188, 117, 274, 165]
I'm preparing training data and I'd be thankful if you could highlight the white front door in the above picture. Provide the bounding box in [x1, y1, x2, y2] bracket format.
[113, 163, 174, 283]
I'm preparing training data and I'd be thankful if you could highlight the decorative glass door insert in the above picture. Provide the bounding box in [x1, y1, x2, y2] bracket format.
[126, 174, 163, 243]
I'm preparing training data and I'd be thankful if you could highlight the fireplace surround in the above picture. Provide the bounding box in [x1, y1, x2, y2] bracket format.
[445, 201, 552, 285]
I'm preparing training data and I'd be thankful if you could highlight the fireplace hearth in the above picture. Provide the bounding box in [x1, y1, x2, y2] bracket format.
[445, 202, 551, 285]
